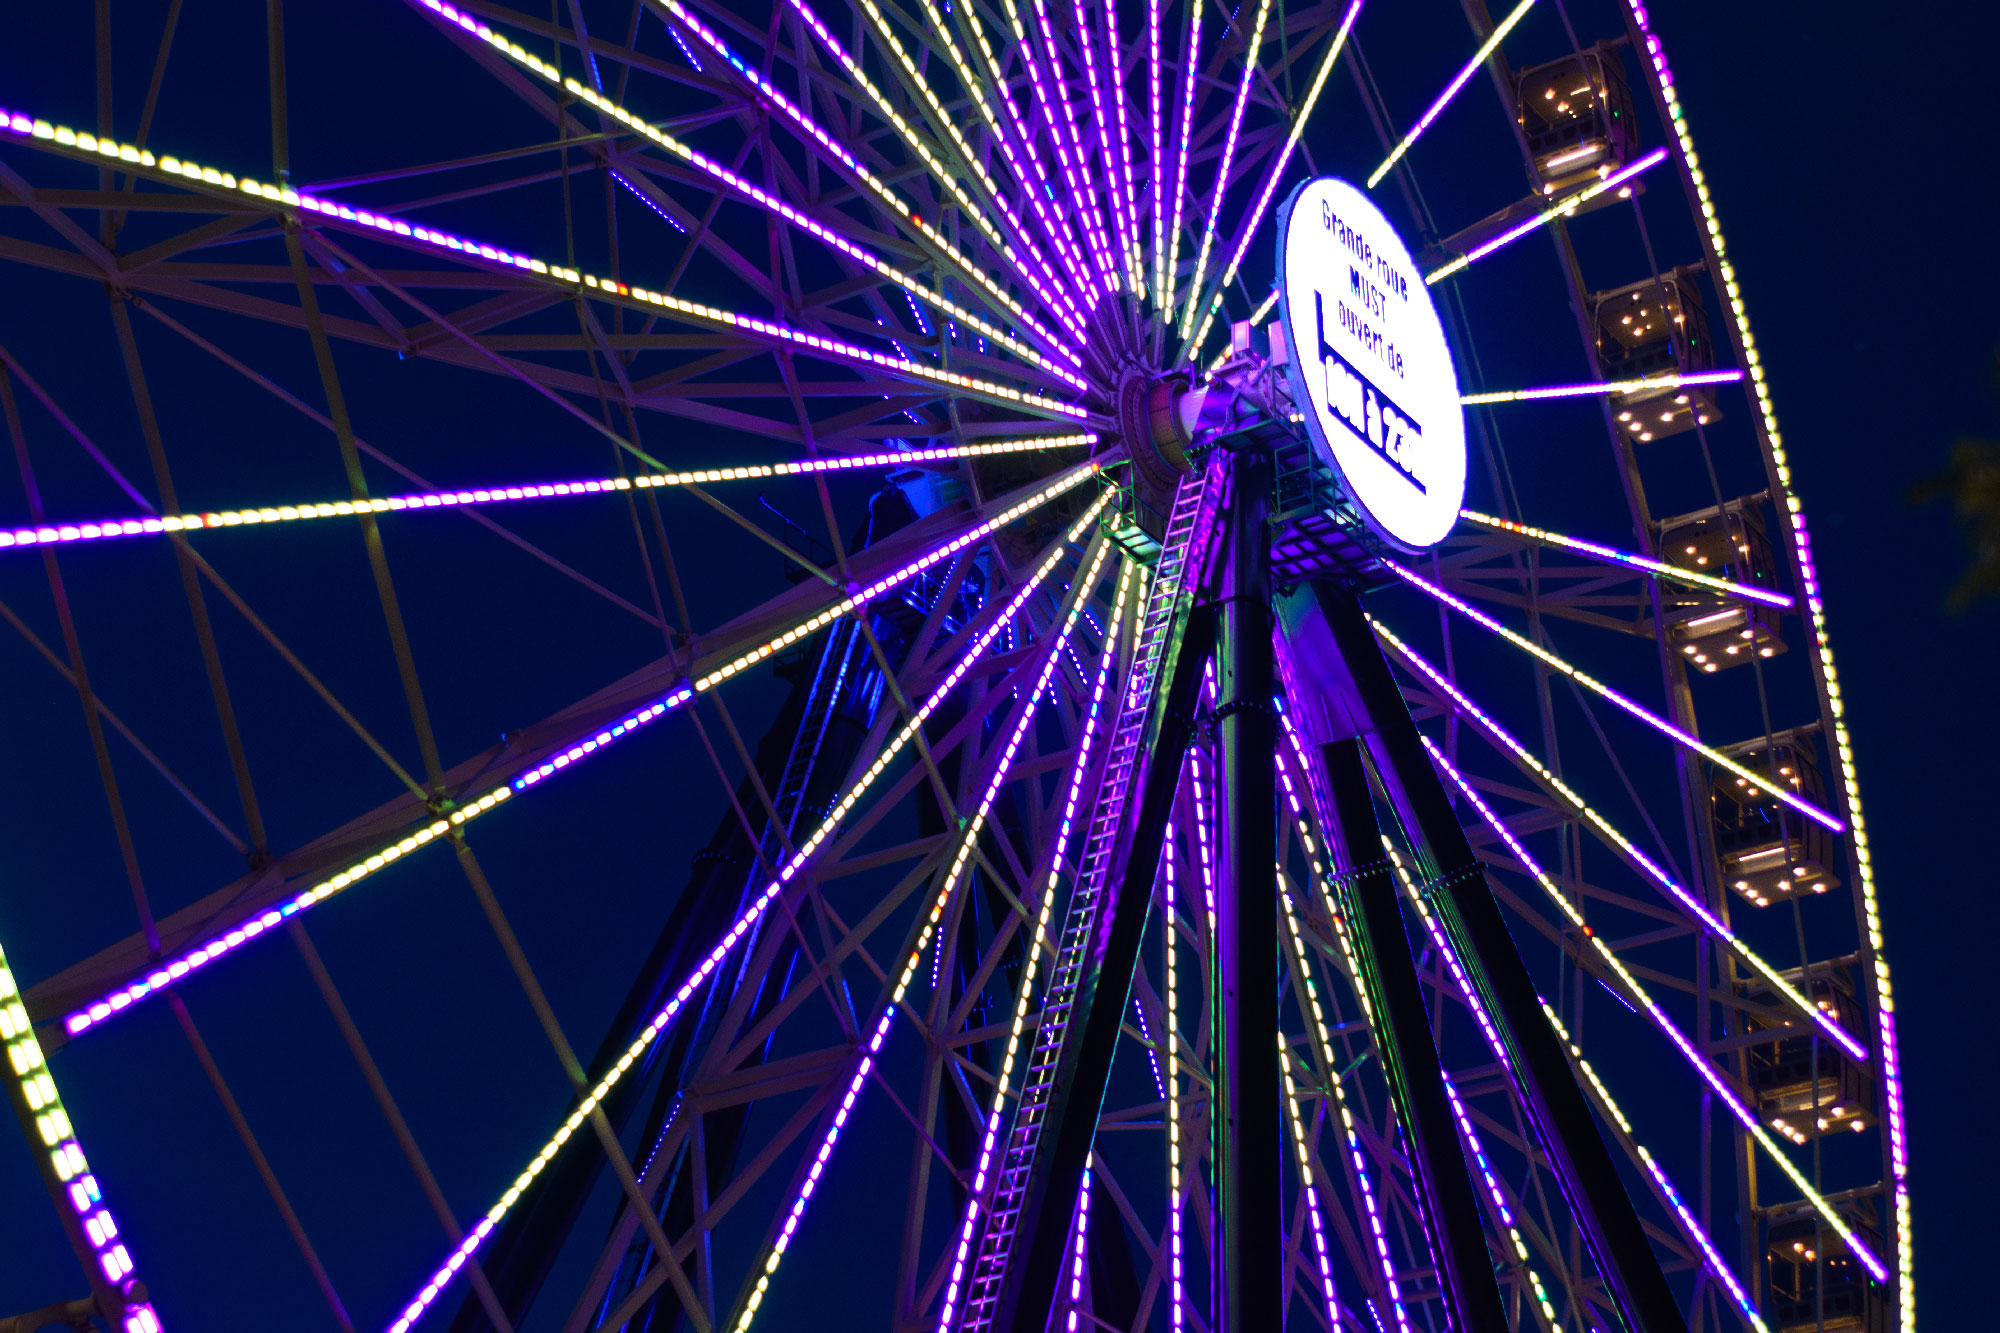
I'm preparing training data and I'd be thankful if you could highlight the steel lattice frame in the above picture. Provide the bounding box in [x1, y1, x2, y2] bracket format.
[0, 2, 1909, 1333]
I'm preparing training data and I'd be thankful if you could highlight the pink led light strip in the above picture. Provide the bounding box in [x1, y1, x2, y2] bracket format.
[63, 468, 1102, 1042]
[1072, 0, 1137, 293]
[1425, 147, 1669, 284]
[385, 495, 1113, 1333]
[1621, 1, 1912, 1312]
[0, 101, 1085, 422]
[0, 436, 1095, 555]
[1458, 507, 1792, 609]
[1382, 562, 1843, 834]
[1179, 0, 1277, 339]
[936, 561, 1135, 1331]
[1365, 615, 1866, 1064]
[1, 947, 162, 1333]
[731, 539, 1115, 1333]
[1461, 368, 1743, 405]
[1180, 0, 1365, 360]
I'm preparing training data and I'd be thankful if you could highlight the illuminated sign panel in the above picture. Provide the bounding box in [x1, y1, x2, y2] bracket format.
[1278, 177, 1466, 551]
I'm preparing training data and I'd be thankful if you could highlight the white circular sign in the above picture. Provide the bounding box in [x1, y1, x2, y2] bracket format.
[1278, 177, 1465, 552]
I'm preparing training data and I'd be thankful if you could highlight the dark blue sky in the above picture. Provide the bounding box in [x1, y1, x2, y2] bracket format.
[2, 0, 1994, 1328]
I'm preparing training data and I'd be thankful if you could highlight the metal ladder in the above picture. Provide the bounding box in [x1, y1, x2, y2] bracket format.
[957, 465, 1216, 1332]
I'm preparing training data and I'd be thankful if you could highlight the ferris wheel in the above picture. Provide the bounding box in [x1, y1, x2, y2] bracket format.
[0, 0, 1911, 1331]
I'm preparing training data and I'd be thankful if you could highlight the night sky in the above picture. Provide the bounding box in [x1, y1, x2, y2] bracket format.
[2, 0, 1995, 1329]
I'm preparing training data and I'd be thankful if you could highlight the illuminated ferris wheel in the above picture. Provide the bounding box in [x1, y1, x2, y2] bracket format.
[0, 1, 1910, 1332]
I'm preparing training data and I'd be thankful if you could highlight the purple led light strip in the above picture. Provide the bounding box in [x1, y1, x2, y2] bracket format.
[64, 468, 1102, 1043]
[1180, 0, 1365, 360]
[1148, 0, 1165, 306]
[1458, 507, 1792, 609]
[1018, 0, 1121, 297]
[1437, 1073, 1563, 1330]
[810, 0, 1088, 341]
[1165, 7, 1202, 319]
[0, 437, 1095, 555]
[905, 0, 1092, 325]
[1064, 1158, 1093, 1331]
[1364, 0, 1537, 189]
[732, 539, 1113, 1333]
[1620, 1, 1911, 1309]
[1364, 615, 1867, 1063]
[412, 0, 1083, 377]
[1, 947, 162, 1333]
[1179, 0, 1276, 339]
[1072, 0, 1136, 287]
[1, 93, 1089, 421]
[1271, 843, 1412, 1333]
[1380, 832, 1719, 1327]
[1460, 368, 1744, 405]
[1383, 562, 1842, 834]
[385, 498, 1113, 1333]
[1278, 1039, 1342, 1327]
[644, 0, 1087, 343]
[936, 561, 1134, 1331]
[1424, 734, 1878, 1293]
[1272, 721, 1414, 1333]
[1425, 147, 1668, 284]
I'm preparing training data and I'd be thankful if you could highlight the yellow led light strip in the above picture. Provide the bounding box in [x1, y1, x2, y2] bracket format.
[645, 0, 1090, 346]
[0, 436, 1096, 554]
[410, 0, 1082, 375]
[905, 0, 1090, 317]
[1180, 0, 1364, 363]
[1365, 615, 1865, 1066]
[65, 467, 1101, 1042]
[1178, 0, 1278, 339]
[387, 492, 1114, 1333]
[1623, 5, 1912, 1317]
[1382, 562, 1841, 834]
[846, 0, 1087, 331]
[1456, 508, 1793, 608]
[1364, 0, 1537, 189]
[1421, 735, 1862, 1303]
[1, 943, 163, 1331]
[734, 535, 1117, 1333]
[1377, 843, 1562, 1330]
[0, 104, 1085, 422]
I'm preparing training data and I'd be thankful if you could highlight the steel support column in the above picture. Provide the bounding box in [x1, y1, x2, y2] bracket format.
[1316, 737, 1509, 1333]
[1210, 442, 1283, 1333]
[1308, 581, 1691, 1333]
